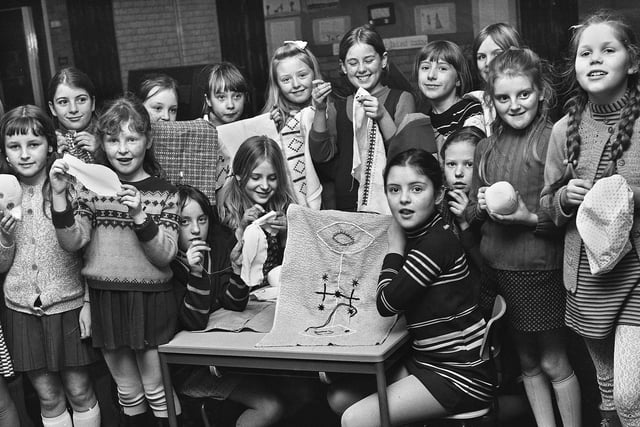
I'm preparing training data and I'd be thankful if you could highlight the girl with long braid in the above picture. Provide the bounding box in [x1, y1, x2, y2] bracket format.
[541, 11, 640, 426]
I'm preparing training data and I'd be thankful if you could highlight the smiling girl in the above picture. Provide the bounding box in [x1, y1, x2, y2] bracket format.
[415, 41, 485, 151]
[467, 48, 581, 427]
[50, 96, 182, 425]
[47, 67, 100, 163]
[309, 25, 415, 211]
[541, 11, 640, 426]
[138, 74, 179, 122]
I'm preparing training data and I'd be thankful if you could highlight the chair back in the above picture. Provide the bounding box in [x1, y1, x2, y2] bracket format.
[479, 295, 507, 362]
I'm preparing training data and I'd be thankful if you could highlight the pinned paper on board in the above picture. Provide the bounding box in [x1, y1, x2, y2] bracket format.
[63, 153, 121, 197]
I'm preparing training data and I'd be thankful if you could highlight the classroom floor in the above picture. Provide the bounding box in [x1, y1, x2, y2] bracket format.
[8, 329, 602, 427]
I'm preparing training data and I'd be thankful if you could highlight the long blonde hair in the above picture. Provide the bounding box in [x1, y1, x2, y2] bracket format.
[218, 136, 297, 230]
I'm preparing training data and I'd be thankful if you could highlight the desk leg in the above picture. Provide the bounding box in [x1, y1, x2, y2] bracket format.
[159, 353, 178, 427]
[375, 362, 391, 427]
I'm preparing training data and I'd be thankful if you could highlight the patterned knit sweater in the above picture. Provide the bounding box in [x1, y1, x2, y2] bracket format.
[52, 177, 180, 292]
[377, 213, 494, 403]
[0, 180, 85, 315]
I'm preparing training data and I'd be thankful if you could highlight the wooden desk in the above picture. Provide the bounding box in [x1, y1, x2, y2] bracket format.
[159, 320, 409, 427]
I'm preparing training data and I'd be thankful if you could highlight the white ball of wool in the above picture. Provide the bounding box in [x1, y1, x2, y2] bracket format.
[485, 181, 517, 215]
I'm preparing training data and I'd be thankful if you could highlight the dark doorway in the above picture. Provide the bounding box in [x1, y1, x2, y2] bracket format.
[66, 0, 122, 107]
[216, 0, 269, 115]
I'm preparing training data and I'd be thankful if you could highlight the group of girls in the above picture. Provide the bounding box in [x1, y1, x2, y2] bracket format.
[1, 9, 640, 427]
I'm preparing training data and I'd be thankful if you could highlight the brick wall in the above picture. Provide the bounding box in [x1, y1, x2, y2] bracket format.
[112, 0, 222, 90]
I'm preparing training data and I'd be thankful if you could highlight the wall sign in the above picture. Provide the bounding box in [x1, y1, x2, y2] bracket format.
[368, 3, 395, 26]
[414, 3, 456, 35]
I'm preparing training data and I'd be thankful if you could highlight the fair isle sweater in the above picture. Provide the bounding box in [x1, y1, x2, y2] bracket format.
[377, 213, 494, 403]
[0, 180, 85, 315]
[52, 177, 180, 292]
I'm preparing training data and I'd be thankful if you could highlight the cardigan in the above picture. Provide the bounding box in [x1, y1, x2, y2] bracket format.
[52, 176, 180, 292]
[0, 181, 85, 315]
[541, 114, 640, 292]
[466, 120, 563, 271]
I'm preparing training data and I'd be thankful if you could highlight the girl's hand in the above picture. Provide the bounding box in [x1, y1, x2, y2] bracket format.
[270, 106, 283, 129]
[230, 240, 243, 275]
[387, 217, 406, 255]
[488, 193, 537, 226]
[264, 211, 287, 234]
[49, 159, 73, 195]
[74, 131, 99, 154]
[563, 179, 592, 208]
[186, 239, 211, 276]
[117, 184, 144, 220]
[312, 79, 332, 111]
[477, 187, 488, 211]
[240, 204, 266, 229]
[447, 189, 470, 230]
[79, 303, 92, 339]
[358, 95, 385, 121]
[0, 211, 17, 246]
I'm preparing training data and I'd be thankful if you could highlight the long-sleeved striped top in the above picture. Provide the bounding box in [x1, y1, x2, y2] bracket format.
[172, 221, 250, 331]
[377, 213, 494, 403]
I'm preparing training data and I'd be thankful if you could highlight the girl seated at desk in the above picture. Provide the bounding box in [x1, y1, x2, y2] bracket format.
[328, 149, 495, 426]
[171, 184, 285, 427]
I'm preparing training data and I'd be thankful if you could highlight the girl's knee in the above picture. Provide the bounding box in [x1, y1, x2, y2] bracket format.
[327, 386, 357, 415]
[540, 352, 571, 381]
[65, 382, 96, 409]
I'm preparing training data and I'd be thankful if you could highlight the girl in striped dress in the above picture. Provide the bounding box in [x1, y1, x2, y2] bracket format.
[469, 48, 581, 427]
[541, 12, 640, 426]
[335, 149, 494, 426]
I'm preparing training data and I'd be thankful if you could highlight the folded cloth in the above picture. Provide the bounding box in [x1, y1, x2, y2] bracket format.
[577, 174, 634, 275]
[351, 88, 390, 214]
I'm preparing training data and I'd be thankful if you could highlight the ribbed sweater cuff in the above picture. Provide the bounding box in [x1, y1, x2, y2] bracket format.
[51, 204, 75, 228]
[134, 218, 159, 242]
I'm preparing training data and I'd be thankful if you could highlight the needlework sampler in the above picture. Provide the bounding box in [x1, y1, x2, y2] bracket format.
[257, 205, 396, 347]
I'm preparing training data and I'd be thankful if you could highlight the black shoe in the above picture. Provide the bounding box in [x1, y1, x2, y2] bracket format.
[120, 411, 154, 427]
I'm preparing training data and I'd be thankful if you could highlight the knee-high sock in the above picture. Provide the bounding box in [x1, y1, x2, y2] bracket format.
[552, 372, 581, 427]
[41, 410, 73, 427]
[73, 402, 101, 427]
[522, 372, 556, 427]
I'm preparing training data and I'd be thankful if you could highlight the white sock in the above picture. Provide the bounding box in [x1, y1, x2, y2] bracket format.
[41, 410, 73, 427]
[552, 372, 582, 427]
[73, 402, 101, 427]
[522, 372, 557, 427]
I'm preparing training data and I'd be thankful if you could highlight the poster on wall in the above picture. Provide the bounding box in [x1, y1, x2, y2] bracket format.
[414, 3, 456, 35]
[312, 16, 351, 45]
[266, 17, 302, 54]
[264, 0, 301, 17]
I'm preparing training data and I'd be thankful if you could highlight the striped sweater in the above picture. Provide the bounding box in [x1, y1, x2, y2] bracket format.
[52, 176, 180, 292]
[377, 213, 494, 403]
[172, 221, 250, 331]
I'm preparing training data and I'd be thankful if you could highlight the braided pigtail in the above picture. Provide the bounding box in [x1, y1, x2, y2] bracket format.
[604, 84, 640, 176]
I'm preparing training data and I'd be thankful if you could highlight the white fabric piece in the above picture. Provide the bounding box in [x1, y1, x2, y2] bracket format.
[577, 174, 634, 275]
[240, 222, 269, 288]
[63, 153, 121, 196]
[351, 88, 390, 214]
[258, 205, 396, 347]
[0, 174, 23, 219]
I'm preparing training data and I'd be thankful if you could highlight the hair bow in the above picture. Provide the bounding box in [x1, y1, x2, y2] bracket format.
[284, 40, 308, 50]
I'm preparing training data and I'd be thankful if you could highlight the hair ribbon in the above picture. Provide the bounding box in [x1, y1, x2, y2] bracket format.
[284, 40, 308, 50]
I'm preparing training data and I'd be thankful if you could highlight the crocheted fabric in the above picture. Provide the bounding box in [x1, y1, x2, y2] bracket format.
[257, 205, 396, 347]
